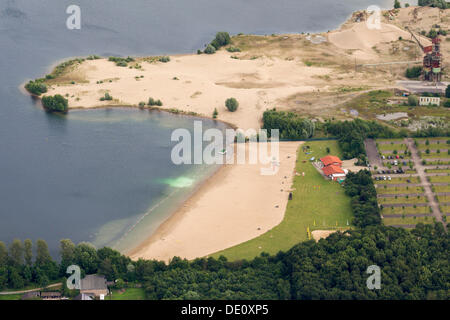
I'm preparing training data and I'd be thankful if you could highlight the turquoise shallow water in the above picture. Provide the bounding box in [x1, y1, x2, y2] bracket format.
[0, 0, 401, 256]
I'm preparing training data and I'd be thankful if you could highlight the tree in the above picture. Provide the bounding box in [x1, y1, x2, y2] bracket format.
[225, 98, 239, 112]
[41, 94, 69, 113]
[74, 242, 99, 274]
[210, 32, 231, 49]
[60, 239, 76, 272]
[25, 80, 47, 96]
[8, 239, 24, 267]
[213, 108, 218, 119]
[24, 239, 33, 266]
[36, 239, 52, 267]
[408, 95, 418, 106]
[0, 242, 7, 267]
[445, 85, 450, 98]
[394, 0, 401, 8]
[405, 66, 422, 79]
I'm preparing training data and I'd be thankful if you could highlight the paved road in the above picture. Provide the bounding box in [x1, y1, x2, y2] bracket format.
[365, 139, 383, 168]
[0, 283, 61, 295]
[405, 138, 446, 230]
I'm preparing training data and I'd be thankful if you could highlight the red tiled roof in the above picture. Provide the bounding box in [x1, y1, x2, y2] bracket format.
[320, 155, 342, 166]
[322, 165, 345, 176]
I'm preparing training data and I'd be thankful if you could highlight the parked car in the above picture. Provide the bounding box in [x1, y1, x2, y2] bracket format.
[383, 176, 387, 180]
[388, 176, 391, 181]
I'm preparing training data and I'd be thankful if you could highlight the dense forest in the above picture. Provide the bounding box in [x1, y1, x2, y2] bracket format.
[0, 171, 448, 299]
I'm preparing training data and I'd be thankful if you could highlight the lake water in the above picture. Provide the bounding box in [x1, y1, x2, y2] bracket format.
[0, 0, 402, 256]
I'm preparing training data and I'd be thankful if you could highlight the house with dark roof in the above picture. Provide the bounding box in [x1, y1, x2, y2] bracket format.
[80, 274, 109, 300]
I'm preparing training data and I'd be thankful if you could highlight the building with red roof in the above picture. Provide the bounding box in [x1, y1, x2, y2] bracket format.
[319, 155, 347, 181]
[320, 155, 342, 167]
[322, 165, 344, 176]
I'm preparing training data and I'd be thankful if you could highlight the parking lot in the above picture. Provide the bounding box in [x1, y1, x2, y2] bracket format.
[365, 137, 449, 229]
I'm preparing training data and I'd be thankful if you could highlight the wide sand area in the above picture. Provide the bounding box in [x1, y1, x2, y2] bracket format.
[128, 141, 302, 261]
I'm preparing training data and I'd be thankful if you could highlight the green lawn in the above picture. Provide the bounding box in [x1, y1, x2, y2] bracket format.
[421, 152, 450, 158]
[428, 176, 450, 183]
[440, 205, 450, 213]
[376, 177, 420, 184]
[378, 195, 427, 204]
[437, 195, 450, 203]
[383, 216, 434, 226]
[432, 185, 450, 193]
[110, 288, 146, 300]
[423, 160, 450, 165]
[211, 140, 352, 261]
[418, 143, 449, 150]
[0, 294, 22, 300]
[377, 142, 408, 151]
[381, 206, 430, 215]
[376, 186, 424, 195]
[426, 169, 450, 174]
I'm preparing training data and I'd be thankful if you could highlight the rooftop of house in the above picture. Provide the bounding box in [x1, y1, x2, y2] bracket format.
[80, 274, 107, 291]
[322, 165, 345, 176]
[320, 155, 342, 166]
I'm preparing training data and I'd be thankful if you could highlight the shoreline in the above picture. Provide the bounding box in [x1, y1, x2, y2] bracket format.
[128, 141, 302, 262]
[125, 161, 232, 258]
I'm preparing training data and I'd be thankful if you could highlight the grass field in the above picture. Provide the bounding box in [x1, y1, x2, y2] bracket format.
[440, 205, 450, 213]
[376, 186, 424, 195]
[432, 185, 450, 193]
[428, 176, 450, 183]
[378, 195, 427, 204]
[383, 216, 435, 226]
[417, 144, 449, 150]
[212, 140, 352, 261]
[420, 152, 450, 158]
[110, 288, 146, 300]
[381, 206, 431, 215]
[423, 160, 450, 165]
[376, 177, 420, 184]
[426, 169, 450, 174]
[0, 294, 22, 300]
[437, 195, 450, 203]
[377, 143, 408, 151]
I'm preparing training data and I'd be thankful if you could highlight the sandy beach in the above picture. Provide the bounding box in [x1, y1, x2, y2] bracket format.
[128, 141, 302, 261]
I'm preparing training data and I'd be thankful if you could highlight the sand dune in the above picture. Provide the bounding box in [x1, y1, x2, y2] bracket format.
[46, 53, 330, 131]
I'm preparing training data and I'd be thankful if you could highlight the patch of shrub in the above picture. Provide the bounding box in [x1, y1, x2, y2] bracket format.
[25, 80, 47, 96]
[158, 56, 170, 63]
[41, 95, 68, 113]
[405, 66, 422, 79]
[108, 56, 135, 67]
[210, 32, 231, 49]
[226, 46, 241, 53]
[100, 92, 113, 101]
[225, 98, 239, 112]
[204, 45, 216, 54]
[148, 97, 163, 106]
[408, 95, 418, 106]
